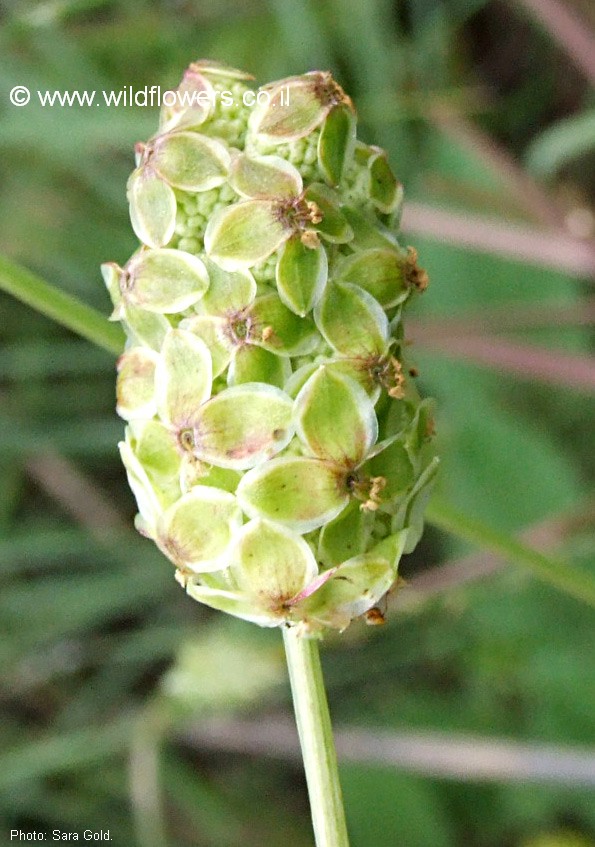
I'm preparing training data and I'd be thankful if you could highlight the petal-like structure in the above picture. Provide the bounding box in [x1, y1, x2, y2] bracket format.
[314, 282, 389, 356]
[204, 201, 289, 270]
[126, 249, 209, 313]
[192, 384, 294, 470]
[116, 347, 159, 421]
[295, 367, 377, 466]
[229, 154, 302, 199]
[157, 486, 243, 572]
[128, 167, 177, 249]
[152, 132, 230, 192]
[155, 329, 213, 428]
[237, 457, 349, 533]
[276, 236, 328, 317]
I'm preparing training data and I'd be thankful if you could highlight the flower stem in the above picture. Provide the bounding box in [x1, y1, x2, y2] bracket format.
[282, 626, 350, 847]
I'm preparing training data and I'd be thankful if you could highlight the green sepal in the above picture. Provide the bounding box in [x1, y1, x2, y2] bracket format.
[317, 501, 372, 567]
[368, 150, 399, 213]
[249, 77, 329, 142]
[314, 282, 389, 356]
[157, 486, 242, 572]
[367, 437, 415, 506]
[123, 305, 169, 351]
[126, 249, 209, 313]
[199, 259, 257, 315]
[229, 153, 302, 199]
[237, 456, 349, 534]
[159, 69, 214, 133]
[192, 383, 294, 470]
[391, 457, 440, 553]
[276, 236, 328, 317]
[204, 201, 288, 270]
[190, 59, 255, 81]
[129, 418, 181, 508]
[230, 520, 318, 606]
[152, 132, 230, 192]
[249, 293, 319, 356]
[116, 347, 158, 421]
[228, 344, 291, 389]
[119, 438, 163, 538]
[179, 315, 233, 377]
[128, 167, 177, 249]
[318, 105, 356, 186]
[293, 532, 406, 630]
[184, 583, 282, 628]
[295, 367, 378, 466]
[283, 362, 319, 399]
[155, 329, 213, 428]
[337, 248, 410, 308]
[101, 262, 123, 318]
[340, 206, 399, 250]
[304, 184, 354, 244]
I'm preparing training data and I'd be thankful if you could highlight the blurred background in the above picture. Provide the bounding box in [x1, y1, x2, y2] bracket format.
[0, 0, 594, 845]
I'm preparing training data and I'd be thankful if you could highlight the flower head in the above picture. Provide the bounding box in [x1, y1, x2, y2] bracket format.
[104, 62, 438, 635]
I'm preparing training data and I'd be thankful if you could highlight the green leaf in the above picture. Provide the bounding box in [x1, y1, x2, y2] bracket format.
[151, 132, 230, 192]
[157, 486, 242, 572]
[295, 367, 378, 466]
[525, 109, 595, 177]
[204, 201, 289, 270]
[229, 153, 303, 199]
[130, 419, 181, 507]
[192, 383, 294, 470]
[123, 305, 169, 351]
[340, 206, 399, 250]
[116, 347, 158, 421]
[337, 248, 410, 308]
[314, 282, 389, 356]
[228, 344, 291, 388]
[155, 329, 212, 428]
[126, 249, 209, 313]
[127, 166, 177, 249]
[184, 583, 281, 627]
[230, 520, 318, 605]
[318, 105, 356, 186]
[276, 236, 328, 316]
[249, 292, 319, 356]
[237, 456, 349, 533]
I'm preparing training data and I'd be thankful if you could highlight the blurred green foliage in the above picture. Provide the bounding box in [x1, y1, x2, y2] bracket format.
[0, 1, 593, 845]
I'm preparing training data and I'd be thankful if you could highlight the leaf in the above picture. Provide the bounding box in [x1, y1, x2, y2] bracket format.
[237, 456, 349, 533]
[318, 105, 356, 186]
[127, 167, 177, 249]
[204, 201, 289, 270]
[151, 132, 230, 192]
[126, 249, 209, 313]
[155, 330, 212, 428]
[276, 236, 328, 316]
[295, 367, 378, 466]
[318, 501, 371, 566]
[157, 486, 242, 572]
[229, 153, 302, 199]
[192, 383, 294, 470]
[314, 282, 389, 356]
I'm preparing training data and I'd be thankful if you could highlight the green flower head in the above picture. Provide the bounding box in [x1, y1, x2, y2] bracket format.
[104, 60, 438, 635]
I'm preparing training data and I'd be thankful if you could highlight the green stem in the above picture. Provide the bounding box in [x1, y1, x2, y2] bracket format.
[0, 253, 124, 356]
[426, 499, 595, 608]
[282, 627, 350, 847]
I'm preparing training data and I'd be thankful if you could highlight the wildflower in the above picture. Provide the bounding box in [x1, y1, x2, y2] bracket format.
[104, 61, 438, 634]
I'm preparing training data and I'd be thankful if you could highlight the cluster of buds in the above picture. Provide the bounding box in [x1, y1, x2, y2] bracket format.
[103, 61, 438, 635]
